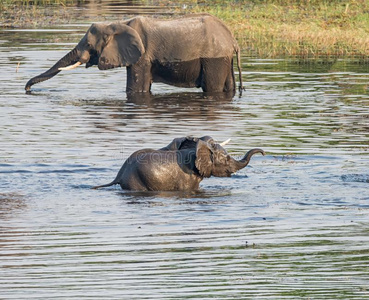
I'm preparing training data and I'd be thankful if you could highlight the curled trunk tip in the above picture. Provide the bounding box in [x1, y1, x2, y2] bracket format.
[232, 148, 265, 173]
[249, 148, 265, 157]
[242, 148, 265, 163]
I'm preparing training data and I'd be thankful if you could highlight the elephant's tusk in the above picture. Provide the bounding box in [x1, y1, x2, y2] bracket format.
[220, 138, 231, 146]
[58, 61, 82, 71]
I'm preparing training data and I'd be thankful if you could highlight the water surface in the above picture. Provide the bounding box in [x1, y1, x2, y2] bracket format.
[1, 10, 369, 299]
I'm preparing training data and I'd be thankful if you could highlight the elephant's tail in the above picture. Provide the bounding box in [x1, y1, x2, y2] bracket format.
[91, 180, 118, 190]
[235, 46, 244, 92]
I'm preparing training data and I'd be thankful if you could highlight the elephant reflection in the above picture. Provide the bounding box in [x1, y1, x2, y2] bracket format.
[77, 91, 238, 132]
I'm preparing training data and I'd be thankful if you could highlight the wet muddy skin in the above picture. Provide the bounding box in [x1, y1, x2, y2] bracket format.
[1, 19, 369, 299]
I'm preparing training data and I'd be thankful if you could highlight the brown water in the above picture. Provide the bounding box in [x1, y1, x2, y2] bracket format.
[1, 3, 369, 299]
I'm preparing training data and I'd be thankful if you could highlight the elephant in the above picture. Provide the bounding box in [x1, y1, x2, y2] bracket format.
[25, 14, 243, 94]
[92, 136, 265, 191]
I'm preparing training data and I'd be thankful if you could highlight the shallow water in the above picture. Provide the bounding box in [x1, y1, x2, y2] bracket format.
[1, 15, 369, 299]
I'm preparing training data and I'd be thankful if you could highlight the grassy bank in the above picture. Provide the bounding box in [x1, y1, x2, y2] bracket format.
[0, 0, 77, 27]
[1, 0, 369, 59]
[183, 0, 369, 59]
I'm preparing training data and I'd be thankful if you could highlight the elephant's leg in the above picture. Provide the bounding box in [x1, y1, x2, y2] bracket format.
[126, 60, 152, 93]
[200, 57, 235, 92]
[224, 59, 236, 92]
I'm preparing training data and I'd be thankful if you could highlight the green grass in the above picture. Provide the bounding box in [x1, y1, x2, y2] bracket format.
[0, 0, 79, 27]
[1, 0, 75, 6]
[181, 0, 369, 59]
[2, 0, 369, 59]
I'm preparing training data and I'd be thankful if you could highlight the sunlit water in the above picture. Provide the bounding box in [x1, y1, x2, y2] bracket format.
[1, 8, 369, 299]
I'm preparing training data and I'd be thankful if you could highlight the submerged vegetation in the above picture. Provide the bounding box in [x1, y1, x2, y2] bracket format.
[1, 0, 369, 59]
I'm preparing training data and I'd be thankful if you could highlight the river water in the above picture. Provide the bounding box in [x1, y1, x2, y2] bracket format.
[1, 3, 369, 299]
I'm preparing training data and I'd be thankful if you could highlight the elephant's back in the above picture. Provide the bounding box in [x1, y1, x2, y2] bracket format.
[132, 151, 200, 191]
[134, 14, 238, 62]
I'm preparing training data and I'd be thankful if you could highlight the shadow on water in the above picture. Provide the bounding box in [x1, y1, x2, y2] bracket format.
[75, 90, 236, 111]
[116, 188, 232, 202]
[86, 91, 236, 118]
[341, 174, 369, 183]
[0, 192, 27, 219]
[51, 90, 242, 139]
[126, 90, 236, 104]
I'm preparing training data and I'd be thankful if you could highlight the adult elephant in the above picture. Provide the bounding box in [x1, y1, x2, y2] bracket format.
[25, 14, 243, 94]
[92, 136, 265, 191]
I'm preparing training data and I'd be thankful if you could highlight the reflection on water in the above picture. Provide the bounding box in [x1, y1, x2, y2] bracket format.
[0, 192, 27, 219]
[341, 174, 369, 183]
[1, 14, 369, 300]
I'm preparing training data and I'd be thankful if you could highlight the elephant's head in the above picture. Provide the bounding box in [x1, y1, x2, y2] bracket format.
[194, 139, 265, 178]
[25, 22, 145, 91]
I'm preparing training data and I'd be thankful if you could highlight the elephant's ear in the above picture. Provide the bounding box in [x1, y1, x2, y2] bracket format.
[195, 140, 213, 178]
[99, 24, 145, 70]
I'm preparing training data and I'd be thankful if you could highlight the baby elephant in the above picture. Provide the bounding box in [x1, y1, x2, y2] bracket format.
[93, 136, 265, 191]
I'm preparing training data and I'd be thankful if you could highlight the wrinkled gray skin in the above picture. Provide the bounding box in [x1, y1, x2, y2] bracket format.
[25, 14, 243, 93]
[93, 136, 265, 191]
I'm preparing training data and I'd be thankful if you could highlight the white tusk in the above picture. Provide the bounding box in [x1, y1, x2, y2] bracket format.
[58, 61, 82, 71]
[220, 138, 231, 146]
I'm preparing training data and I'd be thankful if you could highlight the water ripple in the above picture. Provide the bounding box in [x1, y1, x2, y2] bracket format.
[1, 17, 369, 300]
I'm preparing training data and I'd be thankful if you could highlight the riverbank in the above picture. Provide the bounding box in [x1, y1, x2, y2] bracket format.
[1, 0, 368, 60]
[0, 1, 76, 28]
[186, 0, 369, 59]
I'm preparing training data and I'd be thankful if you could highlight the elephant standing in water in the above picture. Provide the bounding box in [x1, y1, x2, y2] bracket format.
[93, 136, 265, 191]
[25, 14, 243, 94]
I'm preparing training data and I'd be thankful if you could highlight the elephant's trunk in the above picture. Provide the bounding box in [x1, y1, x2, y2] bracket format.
[25, 47, 80, 91]
[232, 148, 265, 172]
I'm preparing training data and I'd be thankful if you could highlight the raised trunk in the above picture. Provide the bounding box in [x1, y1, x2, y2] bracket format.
[231, 148, 265, 172]
[25, 47, 80, 91]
